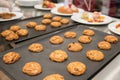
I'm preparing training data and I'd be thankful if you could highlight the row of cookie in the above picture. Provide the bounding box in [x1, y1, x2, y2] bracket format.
[26, 17, 69, 29]
[2, 51, 86, 77]
[49, 31, 118, 50]
[26, 13, 70, 28]
[1, 25, 28, 41]
[23, 14, 70, 30]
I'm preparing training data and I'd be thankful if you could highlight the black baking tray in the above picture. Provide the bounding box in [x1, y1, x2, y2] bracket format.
[0, 25, 120, 80]
[0, 15, 78, 44]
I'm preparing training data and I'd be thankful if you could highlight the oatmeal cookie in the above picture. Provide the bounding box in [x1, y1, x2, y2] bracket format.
[78, 35, 92, 43]
[64, 31, 76, 38]
[86, 50, 104, 61]
[35, 25, 46, 31]
[43, 13, 52, 19]
[60, 18, 69, 24]
[67, 61, 86, 76]
[28, 43, 44, 53]
[1, 30, 14, 37]
[68, 42, 83, 52]
[52, 16, 62, 21]
[42, 19, 52, 24]
[49, 36, 64, 44]
[9, 25, 21, 32]
[5, 32, 19, 41]
[50, 22, 62, 28]
[3, 52, 21, 64]
[82, 29, 95, 36]
[43, 74, 64, 80]
[16, 29, 28, 36]
[22, 62, 42, 76]
[49, 50, 68, 62]
[26, 21, 37, 28]
[98, 41, 111, 50]
[104, 35, 118, 43]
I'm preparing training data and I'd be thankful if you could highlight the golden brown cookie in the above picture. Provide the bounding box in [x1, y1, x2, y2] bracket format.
[68, 42, 83, 52]
[0, 12, 16, 19]
[104, 35, 118, 43]
[49, 50, 68, 62]
[60, 18, 69, 24]
[28, 43, 44, 53]
[82, 29, 95, 36]
[52, 16, 62, 21]
[67, 61, 86, 76]
[22, 62, 42, 76]
[98, 41, 111, 50]
[16, 29, 28, 36]
[64, 31, 76, 38]
[42, 19, 52, 25]
[26, 21, 37, 28]
[1, 30, 14, 37]
[43, 13, 52, 19]
[86, 50, 104, 61]
[50, 22, 62, 28]
[3, 52, 21, 64]
[43, 74, 64, 80]
[9, 25, 21, 32]
[78, 35, 92, 43]
[35, 25, 46, 31]
[5, 32, 19, 41]
[49, 36, 64, 44]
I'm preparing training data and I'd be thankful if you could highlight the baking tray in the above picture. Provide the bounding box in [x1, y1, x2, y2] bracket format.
[0, 25, 120, 80]
[0, 15, 78, 44]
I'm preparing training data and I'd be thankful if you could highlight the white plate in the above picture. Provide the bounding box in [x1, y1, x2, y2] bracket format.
[51, 7, 84, 16]
[15, 0, 41, 7]
[0, 12, 23, 22]
[34, 4, 55, 10]
[71, 13, 113, 25]
[108, 22, 120, 35]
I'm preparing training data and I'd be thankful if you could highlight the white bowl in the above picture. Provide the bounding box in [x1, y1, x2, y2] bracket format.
[16, 0, 42, 7]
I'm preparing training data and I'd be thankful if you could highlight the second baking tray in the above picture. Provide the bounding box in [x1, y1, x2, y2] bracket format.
[0, 15, 78, 44]
[0, 25, 120, 80]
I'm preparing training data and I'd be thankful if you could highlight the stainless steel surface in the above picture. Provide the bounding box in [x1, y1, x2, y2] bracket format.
[0, 2, 120, 80]
[92, 54, 120, 80]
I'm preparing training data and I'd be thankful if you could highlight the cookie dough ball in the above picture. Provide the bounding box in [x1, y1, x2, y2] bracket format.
[16, 29, 29, 36]
[50, 22, 62, 28]
[43, 74, 64, 80]
[49, 36, 64, 44]
[26, 21, 37, 28]
[5, 32, 19, 41]
[35, 25, 46, 31]
[104, 35, 118, 43]
[43, 13, 52, 19]
[68, 42, 83, 52]
[64, 31, 76, 38]
[78, 35, 92, 43]
[52, 16, 62, 21]
[86, 50, 104, 61]
[22, 62, 42, 76]
[82, 29, 95, 36]
[28, 43, 44, 53]
[1, 30, 14, 37]
[67, 61, 86, 76]
[42, 19, 52, 25]
[60, 18, 69, 24]
[49, 50, 68, 62]
[3, 52, 21, 64]
[98, 41, 111, 50]
[9, 25, 21, 32]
